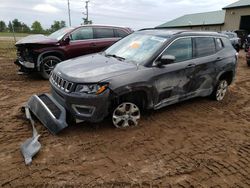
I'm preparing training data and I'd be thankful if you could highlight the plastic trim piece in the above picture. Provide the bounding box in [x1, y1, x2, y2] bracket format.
[26, 94, 68, 134]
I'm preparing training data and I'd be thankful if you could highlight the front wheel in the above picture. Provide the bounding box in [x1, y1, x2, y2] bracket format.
[112, 102, 141, 128]
[211, 80, 228, 101]
[40, 56, 62, 79]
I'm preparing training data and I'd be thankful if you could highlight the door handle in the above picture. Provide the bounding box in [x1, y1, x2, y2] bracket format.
[186, 64, 196, 68]
[216, 57, 223, 61]
[91, 43, 97, 47]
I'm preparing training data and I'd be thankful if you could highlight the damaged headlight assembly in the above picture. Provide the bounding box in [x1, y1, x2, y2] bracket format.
[75, 83, 109, 94]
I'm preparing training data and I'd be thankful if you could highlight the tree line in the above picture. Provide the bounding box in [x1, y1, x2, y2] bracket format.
[0, 19, 67, 34]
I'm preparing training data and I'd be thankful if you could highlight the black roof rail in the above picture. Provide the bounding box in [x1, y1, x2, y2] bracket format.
[138, 28, 156, 31]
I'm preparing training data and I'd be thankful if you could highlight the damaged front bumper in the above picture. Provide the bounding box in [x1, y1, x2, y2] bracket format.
[21, 94, 68, 165]
[14, 59, 35, 69]
[26, 94, 68, 134]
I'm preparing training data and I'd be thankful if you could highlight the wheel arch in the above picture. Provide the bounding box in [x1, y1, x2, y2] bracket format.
[110, 87, 154, 112]
[217, 70, 234, 85]
[37, 50, 65, 71]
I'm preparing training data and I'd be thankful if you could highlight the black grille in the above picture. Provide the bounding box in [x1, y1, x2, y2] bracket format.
[50, 72, 73, 93]
[39, 94, 61, 119]
[16, 47, 33, 62]
[16, 50, 21, 57]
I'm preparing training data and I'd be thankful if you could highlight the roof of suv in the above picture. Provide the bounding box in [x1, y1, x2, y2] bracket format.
[74, 24, 132, 30]
[138, 28, 226, 38]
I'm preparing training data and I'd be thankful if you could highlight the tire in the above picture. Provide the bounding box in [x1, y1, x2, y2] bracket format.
[235, 45, 240, 52]
[112, 102, 141, 128]
[40, 56, 62, 79]
[211, 80, 228, 101]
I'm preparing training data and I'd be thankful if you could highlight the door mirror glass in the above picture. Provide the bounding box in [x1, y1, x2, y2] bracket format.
[157, 55, 176, 66]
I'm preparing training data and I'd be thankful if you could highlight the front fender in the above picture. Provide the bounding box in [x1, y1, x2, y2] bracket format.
[110, 83, 156, 109]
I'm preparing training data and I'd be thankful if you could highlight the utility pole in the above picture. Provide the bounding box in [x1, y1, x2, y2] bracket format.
[83, 1, 92, 25]
[67, 0, 72, 26]
[86, 1, 89, 23]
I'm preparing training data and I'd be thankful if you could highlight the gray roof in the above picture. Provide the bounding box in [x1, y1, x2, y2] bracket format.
[223, 0, 250, 9]
[157, 10, 225, 28]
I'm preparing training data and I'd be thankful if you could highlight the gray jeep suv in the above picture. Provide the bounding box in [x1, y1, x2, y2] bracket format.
[26, 29, 238, 134]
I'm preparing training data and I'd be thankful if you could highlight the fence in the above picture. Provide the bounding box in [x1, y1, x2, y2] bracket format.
[0, 36, 17, 60]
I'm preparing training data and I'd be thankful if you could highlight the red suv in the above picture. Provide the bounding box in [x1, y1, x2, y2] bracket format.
[14, 25, 133, 79]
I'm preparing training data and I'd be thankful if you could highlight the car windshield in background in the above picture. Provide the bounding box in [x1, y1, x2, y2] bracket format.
[49, 27, 74, 40]
[225, 33, 235, 38]
[105, 33, 168, 64]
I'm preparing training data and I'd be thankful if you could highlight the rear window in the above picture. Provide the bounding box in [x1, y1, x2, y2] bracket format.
[116, 29, 128, 38]
[194, 37, 216, 57]
[94, 28, 115, 38]
[221, 37, 234, 48]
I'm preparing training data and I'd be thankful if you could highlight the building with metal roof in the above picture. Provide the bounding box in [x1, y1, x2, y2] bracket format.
[157, 0, 250, 33]
[157, 10, 225, 30]
[223, 0, 250, 9]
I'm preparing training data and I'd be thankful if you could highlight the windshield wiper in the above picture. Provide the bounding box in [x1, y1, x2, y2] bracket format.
[105, 53, 126, 61]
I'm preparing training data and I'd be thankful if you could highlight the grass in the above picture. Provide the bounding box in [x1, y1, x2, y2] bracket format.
[0, 40, 16, 59]
[0, 32, 30, 38]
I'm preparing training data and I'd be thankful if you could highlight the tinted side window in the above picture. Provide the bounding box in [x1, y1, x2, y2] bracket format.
[116, 29, 128, 38]
[215, 38, 223, 51]
[163, 38, 192, 63]
[221, 37, 234, 49]
[194, 37, 216, 57]
[71, 27, 93, 40]
[95, 28, 115, 38]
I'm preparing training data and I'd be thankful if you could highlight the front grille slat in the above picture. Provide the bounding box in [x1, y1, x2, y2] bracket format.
[50, 72, 73, 93]
[39, 94, 61, 119]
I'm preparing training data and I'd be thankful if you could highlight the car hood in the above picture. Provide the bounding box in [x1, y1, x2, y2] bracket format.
[15, 34, 58, 46]
[54, 53, 138, 83]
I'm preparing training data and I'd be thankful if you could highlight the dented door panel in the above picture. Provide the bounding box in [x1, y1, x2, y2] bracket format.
[153, 59, 196, 109]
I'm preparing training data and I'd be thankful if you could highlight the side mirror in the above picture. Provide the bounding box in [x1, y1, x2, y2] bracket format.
[156, 55, 176, 66]
[62, 36, 70, 44]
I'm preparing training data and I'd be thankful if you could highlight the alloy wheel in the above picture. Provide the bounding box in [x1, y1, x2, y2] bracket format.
[43, 59, 59, 75]
[112, 102, 140, 128]
[216, 80, 228, 101]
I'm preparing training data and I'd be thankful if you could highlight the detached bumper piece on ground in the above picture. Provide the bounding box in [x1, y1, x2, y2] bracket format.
[21, 94, 68, 165]
[25, 94, 68, 134]
[21, 107, 41, 165]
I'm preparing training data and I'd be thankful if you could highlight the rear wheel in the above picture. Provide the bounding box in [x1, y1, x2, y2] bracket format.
[112, 102, 141, 128]
[211, 80, 228, 101]
[40, 56, 62, 79]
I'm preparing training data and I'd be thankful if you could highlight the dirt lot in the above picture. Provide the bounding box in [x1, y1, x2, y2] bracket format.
[0, 47, 249, 187]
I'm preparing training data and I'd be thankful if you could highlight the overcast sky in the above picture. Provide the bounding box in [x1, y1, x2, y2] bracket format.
[0, 0, 238, 30]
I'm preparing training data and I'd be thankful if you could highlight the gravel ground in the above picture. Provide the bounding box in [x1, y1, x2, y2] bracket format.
[0, 51, 249, 187]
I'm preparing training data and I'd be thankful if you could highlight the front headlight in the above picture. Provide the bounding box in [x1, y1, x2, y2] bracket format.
[75, 84, 109, 94]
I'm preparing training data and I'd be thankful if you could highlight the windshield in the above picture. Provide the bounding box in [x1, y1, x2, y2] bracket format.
[105, 33, 168, 64]
[225, 33, 236, 38]
[49, 27, 74, 40]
